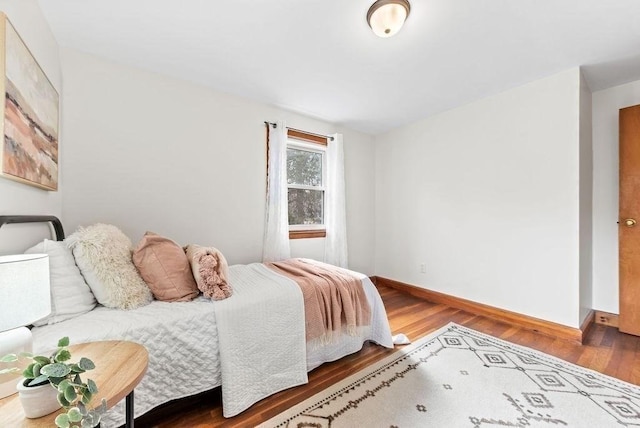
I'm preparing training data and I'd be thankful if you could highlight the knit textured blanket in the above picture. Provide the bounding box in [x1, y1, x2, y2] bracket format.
[266, 259, 371, 344]
[184, 244, 232, 300]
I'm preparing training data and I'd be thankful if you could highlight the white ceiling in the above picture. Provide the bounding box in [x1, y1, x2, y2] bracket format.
[37, 0, 640, 135]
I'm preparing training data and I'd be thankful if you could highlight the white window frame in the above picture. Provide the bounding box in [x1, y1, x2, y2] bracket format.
[287, 138, 327, 232]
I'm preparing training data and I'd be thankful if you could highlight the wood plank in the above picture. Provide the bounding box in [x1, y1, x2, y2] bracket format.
[287, 129, 328, 146]
[580, 310, 596, 342]
[137, 284, 640, 427]
[594, 310, 619, 328]
[375, 276, 583, 343]
[606, 329, 639, 381]
[289, 229, 326, 239]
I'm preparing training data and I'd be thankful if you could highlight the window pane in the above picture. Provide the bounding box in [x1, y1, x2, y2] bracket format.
[288, 189, 324, 225]
[287, 148, 322, 186]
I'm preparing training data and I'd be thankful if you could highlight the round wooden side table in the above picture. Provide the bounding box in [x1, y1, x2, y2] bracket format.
[0, 340, 148, 428]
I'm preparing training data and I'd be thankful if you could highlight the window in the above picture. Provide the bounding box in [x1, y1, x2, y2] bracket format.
[286, 129, 328, 239]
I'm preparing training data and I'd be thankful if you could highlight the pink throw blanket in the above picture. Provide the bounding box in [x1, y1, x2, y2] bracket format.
[266, 259, 371, 344]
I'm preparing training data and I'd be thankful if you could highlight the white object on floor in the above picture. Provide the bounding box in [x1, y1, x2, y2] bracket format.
[259, 323, 640, 428]
[392, 333, 411, 345]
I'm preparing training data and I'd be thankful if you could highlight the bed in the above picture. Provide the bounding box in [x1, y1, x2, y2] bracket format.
[0, 215, 393, 427]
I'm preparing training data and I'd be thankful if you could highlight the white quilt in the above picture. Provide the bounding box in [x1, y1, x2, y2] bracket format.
[216, 263, 308, 417]
[32, 297, 221, 428]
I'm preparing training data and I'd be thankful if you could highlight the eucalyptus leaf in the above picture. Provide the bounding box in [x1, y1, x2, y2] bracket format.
[41, 363, 71, 378]
[22, 363, 35, 379]
[58, 391, 71, 407]
[82, 389, 92, 404]
[55, 349, 71, 363]
[78, 358, 95, 371]
[28, 374, 49, 386]
[57, 337, 70, 347]
[33, 355, 51, 365]
[49, 376, 65, 387]
[0, 354, 17, 363]
[58, 379, 71, 391]
[54, 413, 70, 428]
[87, 379, 98, 394]
[69, 364, 86, 373]
[68, 407, 83, 422]
[64, 385, 77, 403]
[32, 363, 42, 377]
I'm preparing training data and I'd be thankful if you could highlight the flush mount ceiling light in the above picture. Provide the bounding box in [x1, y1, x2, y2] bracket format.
[367, 0, 411, 38]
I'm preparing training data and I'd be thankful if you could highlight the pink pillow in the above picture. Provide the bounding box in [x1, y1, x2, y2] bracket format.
[133, 232, 199, 302]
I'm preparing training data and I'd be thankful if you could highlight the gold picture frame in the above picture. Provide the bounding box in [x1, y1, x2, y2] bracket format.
[0, 13, 59, 191]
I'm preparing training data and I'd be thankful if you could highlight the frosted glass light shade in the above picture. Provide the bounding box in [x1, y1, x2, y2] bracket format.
[367, 0, 411, 38]
[0, 254, 50, 331]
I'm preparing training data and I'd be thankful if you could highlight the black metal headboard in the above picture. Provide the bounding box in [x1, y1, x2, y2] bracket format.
[0, 215, 65, 241]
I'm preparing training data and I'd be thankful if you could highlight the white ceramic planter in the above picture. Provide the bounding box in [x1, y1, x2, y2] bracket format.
[16, 379, 61, 418]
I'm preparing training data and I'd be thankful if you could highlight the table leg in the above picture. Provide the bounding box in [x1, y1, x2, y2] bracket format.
[125, 390, 134, 428]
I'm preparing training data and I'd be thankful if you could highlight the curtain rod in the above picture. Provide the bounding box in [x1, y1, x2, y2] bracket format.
[263, 121, 334, 141]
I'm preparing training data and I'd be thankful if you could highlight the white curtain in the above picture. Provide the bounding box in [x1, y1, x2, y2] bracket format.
[262, 121, 291, 262]
[324, 133, 348, 268]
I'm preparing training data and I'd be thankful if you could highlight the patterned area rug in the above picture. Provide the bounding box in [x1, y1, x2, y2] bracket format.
[259, 323, 640, 427]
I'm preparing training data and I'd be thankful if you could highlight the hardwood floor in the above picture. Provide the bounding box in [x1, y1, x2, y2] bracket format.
[137, 285, 640, 427]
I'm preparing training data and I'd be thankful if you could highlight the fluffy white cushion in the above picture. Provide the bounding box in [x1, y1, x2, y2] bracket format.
[67, 224, 153, 310]
[24, 240, 97, 325]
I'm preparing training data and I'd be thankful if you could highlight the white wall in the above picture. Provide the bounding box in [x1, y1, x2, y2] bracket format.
[0, 0, 62, 253]
[375, 68, 582, 328]
[579, 71, 593, 324]
[59, 48, 376, 274]
[592, 79, 640, 313]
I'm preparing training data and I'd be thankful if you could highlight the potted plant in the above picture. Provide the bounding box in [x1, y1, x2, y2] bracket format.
[0, 337, 106, 428]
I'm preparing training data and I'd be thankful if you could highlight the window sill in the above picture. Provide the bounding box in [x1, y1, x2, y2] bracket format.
[289, 229, 326, 239]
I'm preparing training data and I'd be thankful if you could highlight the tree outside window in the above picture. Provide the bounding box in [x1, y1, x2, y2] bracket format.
[286, 142, 326, 230]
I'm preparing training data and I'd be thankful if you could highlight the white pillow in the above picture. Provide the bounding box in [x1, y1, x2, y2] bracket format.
[66, 224, 152, 310]
[25, 239, 96, 326]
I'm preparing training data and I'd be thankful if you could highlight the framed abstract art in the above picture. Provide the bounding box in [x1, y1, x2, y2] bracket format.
[0, 13, 58, 191]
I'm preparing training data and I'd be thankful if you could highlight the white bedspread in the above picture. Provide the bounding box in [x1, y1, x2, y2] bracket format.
[30, 260, 393, 425]
[216, 263, 307, 417]
[32, 297, 221, 428]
